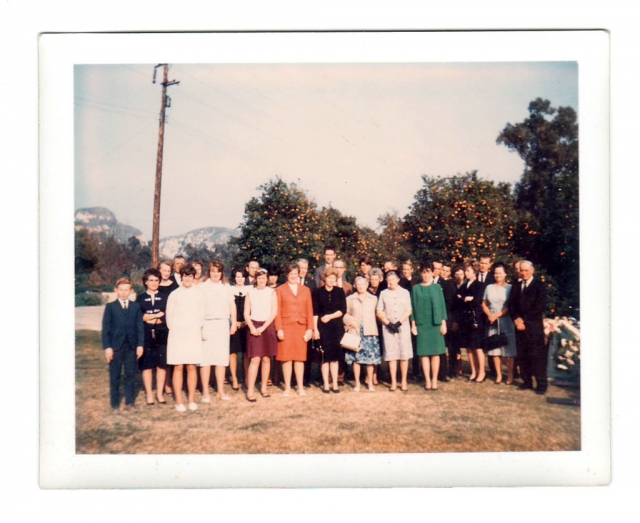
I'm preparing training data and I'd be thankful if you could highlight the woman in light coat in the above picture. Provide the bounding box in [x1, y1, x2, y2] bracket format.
[343, 276, 381, 391]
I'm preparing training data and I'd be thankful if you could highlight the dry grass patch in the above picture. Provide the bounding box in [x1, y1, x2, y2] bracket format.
[76, 330, 580, 454]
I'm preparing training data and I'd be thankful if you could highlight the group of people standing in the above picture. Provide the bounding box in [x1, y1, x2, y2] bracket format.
[102, 247, 549, 412]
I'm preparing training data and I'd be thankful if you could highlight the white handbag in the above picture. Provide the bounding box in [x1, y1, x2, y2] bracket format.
[340, 331, 361, 351]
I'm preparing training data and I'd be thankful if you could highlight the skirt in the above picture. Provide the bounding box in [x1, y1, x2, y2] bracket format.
[139, 327, 168, 370]
[201, 318, 230, 366]
[246, 320, 278, 359]
[382, 321, 413, 361]
[345, 325, 381, 365]
[276, 322, 308, 362]
[230, 326, 247, 354]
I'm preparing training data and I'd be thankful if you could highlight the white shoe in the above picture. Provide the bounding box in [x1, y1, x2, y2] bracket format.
[217, 394, 231, 401]
[175, 404, 186, 412]
[297, 389, 306, 396]
[188, 402, 198, 411]
[282, 390, 291, 397]
[201, 397, 211, 404]
[353, 386, 361, 392]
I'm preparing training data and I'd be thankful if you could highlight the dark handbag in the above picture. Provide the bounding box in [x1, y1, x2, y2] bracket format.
[482, 320, 508, 351]
[309, 338, 324, 364]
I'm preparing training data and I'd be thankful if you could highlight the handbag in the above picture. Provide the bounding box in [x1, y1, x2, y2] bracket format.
[340, 330, 361, 352]
[310, 338, 324, 364]
[482, 319, 508, 351]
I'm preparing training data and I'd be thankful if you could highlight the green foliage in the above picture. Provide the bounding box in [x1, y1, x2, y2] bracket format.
[183, 242, 240, 275]
[75, 228, 101, 291]
[75, 291, 104, 307]
[74, 230, 153, 291]
[230, 178, 323, 269]
[497, 98, 579, 311]
[377, 211, 412, 265]
[403, 171, 519, 265]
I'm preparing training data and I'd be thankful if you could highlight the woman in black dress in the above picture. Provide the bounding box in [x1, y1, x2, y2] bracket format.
[158, 260, 179, 294]
[229, 267, 250, 390]
[313, 268, 347, 393]
[138, 268, 169, 405]
[457, 260, 486, 383]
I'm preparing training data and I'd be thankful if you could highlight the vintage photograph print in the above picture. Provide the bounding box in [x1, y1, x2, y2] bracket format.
[41, 32, 609, 487]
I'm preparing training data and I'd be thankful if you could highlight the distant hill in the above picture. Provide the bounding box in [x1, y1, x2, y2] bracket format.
[159, 226, 238, 259]
[75, 207, 145, 244]
[74, 207, 238, 258]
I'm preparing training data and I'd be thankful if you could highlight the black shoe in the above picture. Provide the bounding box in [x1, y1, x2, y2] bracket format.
[517, 383, 533, 391]
[535, 389, 547, 395]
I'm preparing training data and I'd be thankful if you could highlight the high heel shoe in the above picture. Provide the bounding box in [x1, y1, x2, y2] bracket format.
[474, 376, 486, 384]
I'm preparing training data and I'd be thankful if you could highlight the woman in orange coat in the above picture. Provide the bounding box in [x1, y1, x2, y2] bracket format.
[275, 262, 314, 397]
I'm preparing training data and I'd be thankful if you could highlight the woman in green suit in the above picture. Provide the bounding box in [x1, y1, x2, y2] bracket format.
[411, 265, 448, 391]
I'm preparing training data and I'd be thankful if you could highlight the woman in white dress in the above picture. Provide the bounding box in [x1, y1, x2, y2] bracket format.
[200, 260, 237, 402]
[481, 263, 517, 385]
[376, 271, 413, 392]
[166, 264, 205, 412]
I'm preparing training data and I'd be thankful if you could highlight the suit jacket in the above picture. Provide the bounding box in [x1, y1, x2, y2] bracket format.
[274, 283, 314, 331]
[338, 280, 353, 297]
[102, 300, 145, 350]
[299, 275, 317, 291]
[509, 278, 546, 338]
[476, 272, 495, 287]
[436, 279, 457, 321]
[314, 264, 331, 287]
[169, 272, 182, 287]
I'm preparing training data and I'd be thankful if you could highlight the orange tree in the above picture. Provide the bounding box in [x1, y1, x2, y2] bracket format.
[403, 171, 519, 266]
[230, 177, 380, 273]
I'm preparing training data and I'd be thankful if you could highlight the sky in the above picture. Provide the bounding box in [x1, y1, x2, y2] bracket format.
[75, 62, 578, 240]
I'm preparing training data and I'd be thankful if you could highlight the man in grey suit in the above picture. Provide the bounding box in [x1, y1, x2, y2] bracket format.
[314, 245, 337, 287]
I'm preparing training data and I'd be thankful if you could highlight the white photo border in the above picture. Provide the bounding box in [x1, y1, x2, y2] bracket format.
[40, 31, 610, 488]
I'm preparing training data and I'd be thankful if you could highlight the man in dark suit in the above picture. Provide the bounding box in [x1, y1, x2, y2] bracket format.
[296, 258, 316, 290]
[102, 278, 145, 410]
[246, 259, 260, 286]
[401, 260, 421, 287]
[169, 255, 187, 286]
[314, 245, 337, 287]
[434, 261, 457, 381]
[477, 255, 495, 286]
[509, 261, 548, 394]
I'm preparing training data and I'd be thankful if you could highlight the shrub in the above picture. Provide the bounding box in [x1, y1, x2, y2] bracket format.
[75, 292, 105, 307]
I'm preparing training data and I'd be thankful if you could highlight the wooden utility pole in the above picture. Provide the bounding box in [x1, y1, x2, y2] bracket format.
[151, 64, 179, 268]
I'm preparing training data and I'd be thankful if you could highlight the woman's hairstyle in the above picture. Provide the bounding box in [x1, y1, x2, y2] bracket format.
[353, 276, 368, 287]
[385, 270, 400, 280]
[463, 259, 480, 274]
[191, 260, 203, 269]
[230, 267, 248, 280]
[180, 263, 198, 277]
[492, 262, 507, 274]
[452, 265, 465, 275]
[207, 259, 227, 283]
[254, 268, 269, 285]
[419, 264, 433, 274]
[158, 260, 172, 271]
[284, 262, 300, 277]
[321, 267, 338, 283]
[369, 267, 384, 280]
[266, 263, 281, 277]
[142, 267, 162, 286]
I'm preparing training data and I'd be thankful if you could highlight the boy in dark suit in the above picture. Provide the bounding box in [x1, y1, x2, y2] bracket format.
[102, 277, 145, 411]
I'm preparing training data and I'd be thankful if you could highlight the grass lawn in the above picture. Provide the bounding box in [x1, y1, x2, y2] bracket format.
[76, 330, 580, 454]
